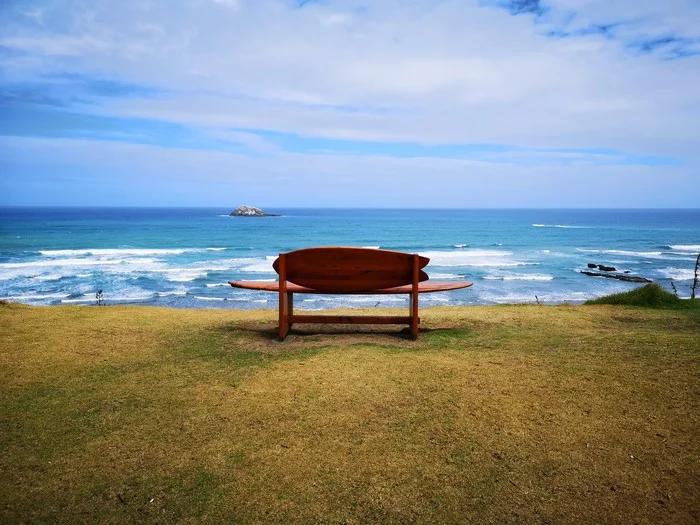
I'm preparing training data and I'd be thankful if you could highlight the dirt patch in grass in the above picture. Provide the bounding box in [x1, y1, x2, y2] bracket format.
[1, 302, 699, 523]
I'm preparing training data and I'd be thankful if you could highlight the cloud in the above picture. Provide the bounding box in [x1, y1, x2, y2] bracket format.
[0, 0, 698, 206]
[533, 0, 700, 59]
[627, 35, 700, 59]
[44, 73, 162, 98]
[2, 134, 697, 207]
[1, 35, 110, 57]
[0, 85, 67, 107]
[492, 0, 550, 17]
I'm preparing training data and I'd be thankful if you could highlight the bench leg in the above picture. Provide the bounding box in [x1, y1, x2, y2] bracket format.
[277, 253, 290, 341]
[409, 253, 420, 340]
[279, 291, 290, 341]
[287, 292, 294, 329]
[409, 294, 419, 340]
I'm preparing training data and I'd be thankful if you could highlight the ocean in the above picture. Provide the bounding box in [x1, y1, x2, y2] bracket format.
[1, 207, 698, 309]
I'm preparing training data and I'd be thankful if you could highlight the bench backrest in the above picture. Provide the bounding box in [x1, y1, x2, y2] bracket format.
[272, 247, 430, 293]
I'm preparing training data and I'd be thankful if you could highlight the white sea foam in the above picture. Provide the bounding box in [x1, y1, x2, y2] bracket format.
[112, 259, 167, 271]
[194, 296, 226, 301]
[107, 290, 155, 302]
[158, 290, 189, 297]
[1, 293, 71, 301]
[669, 245, 700, 252]
[61, 293, 154, 304]
[0, 258, 167, 282]
[453, 244, 468, 248]
[575, 248, 686, 260]
[237, 256, 277, 273]
[533, 224, 588, 229]
[420, 249, 531, 268]
[483, 273, 554, 281]
[1, 249, 484, 284]
[52, 292, 93, 304]
[34, 273, 66, 281]
[301, 295, 406, 304]
[39, 248, 197, 257]
[657, 268, 695, 281]
[362, 246, 381, 249]
[198, 265, 231, 272]
[205, 283, 230, 287]
[163, 269, 208, 282]
[2, 258, 124, 269]
[429, 273, 462, 280]
[206, 247, 227, 251]
[420, 293, 452, 304]
[0, 258, 138, 281]
[344, 295, 405, 304]
[481, 291, 592, 304]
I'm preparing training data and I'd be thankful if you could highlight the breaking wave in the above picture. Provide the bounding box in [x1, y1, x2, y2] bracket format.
[533, 224, 588, 229]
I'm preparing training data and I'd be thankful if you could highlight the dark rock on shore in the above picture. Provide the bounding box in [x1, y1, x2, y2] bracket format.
[580, 271, 652, 283]
[588, 263, 616, 271]
[230, 205, 279, 217]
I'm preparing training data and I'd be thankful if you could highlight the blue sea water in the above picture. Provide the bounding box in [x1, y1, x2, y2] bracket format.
[1, 207, 699, 309]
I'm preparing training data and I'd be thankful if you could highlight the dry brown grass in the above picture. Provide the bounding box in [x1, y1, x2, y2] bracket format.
[1, 302, 699, 524]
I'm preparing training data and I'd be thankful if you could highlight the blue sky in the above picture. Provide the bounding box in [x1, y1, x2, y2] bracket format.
[1, 0, 699, 208]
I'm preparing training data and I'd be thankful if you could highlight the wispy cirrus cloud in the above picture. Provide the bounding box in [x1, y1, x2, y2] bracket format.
[487, 0, 700, 60]
[485, 0, 549, 17]
[627, 35, 700, 59]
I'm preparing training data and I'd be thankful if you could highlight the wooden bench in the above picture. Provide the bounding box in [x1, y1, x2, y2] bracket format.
[229, 247, 473, 340]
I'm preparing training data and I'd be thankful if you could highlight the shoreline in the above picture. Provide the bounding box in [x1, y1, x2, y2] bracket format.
[0, 298, 591, 309]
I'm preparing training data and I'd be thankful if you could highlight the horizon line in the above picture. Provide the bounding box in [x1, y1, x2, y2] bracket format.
[2, 205, 700, 212]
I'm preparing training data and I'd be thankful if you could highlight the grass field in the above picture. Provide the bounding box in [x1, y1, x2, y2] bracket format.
[1, 300, 699, 524]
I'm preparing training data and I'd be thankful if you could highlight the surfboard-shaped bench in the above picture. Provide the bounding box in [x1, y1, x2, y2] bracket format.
[229, 247, 473, 340]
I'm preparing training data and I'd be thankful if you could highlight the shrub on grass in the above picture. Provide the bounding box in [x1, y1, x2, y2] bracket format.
[585, 283, 698, 309]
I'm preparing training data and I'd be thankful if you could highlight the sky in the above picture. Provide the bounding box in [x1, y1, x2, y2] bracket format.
[1, 0, 699, 208]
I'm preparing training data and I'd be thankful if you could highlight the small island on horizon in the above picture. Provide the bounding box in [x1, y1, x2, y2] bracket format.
[229, 205, 279, 217]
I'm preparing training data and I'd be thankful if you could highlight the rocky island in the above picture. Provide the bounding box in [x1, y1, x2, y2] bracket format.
[229, 205, 279, 217]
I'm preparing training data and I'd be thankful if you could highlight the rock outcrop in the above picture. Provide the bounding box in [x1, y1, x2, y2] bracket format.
[230, 205, 278, 217]
[587, 263, 617, 272]
[580, 271, 651, 283]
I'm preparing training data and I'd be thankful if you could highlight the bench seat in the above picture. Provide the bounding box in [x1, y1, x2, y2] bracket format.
[229, 280, 472, 294]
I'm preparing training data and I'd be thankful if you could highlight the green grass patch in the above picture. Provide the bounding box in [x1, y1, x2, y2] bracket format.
[585, 283, 700, 309]
[420, 327, 474, 349]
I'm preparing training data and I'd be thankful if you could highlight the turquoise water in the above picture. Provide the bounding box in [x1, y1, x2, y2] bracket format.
[1, 207, 699, 308]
